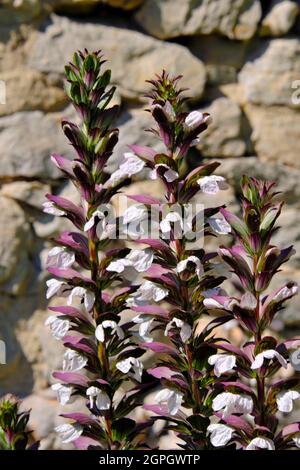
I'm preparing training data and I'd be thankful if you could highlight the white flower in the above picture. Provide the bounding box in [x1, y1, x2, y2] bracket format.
[107, 249, 153, 280]
[106, 152, 145, 186]
[116, 357, 143, 382]
[208, 217, 231, 235]
[212, 392, 253, 418]
[293, 434, 300, 448]
[45, 315, 70, 340]
[176, 256, 204, 279]
[127, 280, 168, 307]
[251, 349, 287, 370]
[132, 314, 154, 343]
[95, 320, 124, 343]
[51, 383, 74, 406]
[84, 210, 115, 240]
[150, 164, 179, 183]
[208, 354, 236, 377]
[123, 205, 147, 225]
[207, 424, 234, 447]
[276, 390, 300, 413]
[160, 211, 183, 234]
[46, 278, 67, 299]
[184, 111, 204, 130]
[246, 437, 275, 450]
[67, 286, 95, 312]
[86, 386, 111, 410]
[165, 317, 192, 343]
[43, 201, 65, 216]
[63, 349, 88, 372]
[197, 175, 227, 195]
[155, 388, 183, 415]
[46, 246, 75, 268]
[55, 423, 83, 443]
[273, 284, 298, 301]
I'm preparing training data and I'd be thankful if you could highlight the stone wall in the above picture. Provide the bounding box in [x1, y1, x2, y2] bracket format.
[0, 0, 300, 448]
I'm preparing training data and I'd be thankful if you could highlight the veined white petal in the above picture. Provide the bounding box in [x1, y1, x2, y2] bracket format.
[276, 390, 300, 413]
[208, 354, 236, 377]
[123, 205, 147, 225]
[185, 110, 204, 129]
[63, 349, 87, 372]
[52, 383, 74, 406]
[86, 386, 111, 410]
[197, 175, 227, 195]
[46, 278, 66, 299]
[47, 246, 75, 268]
[246, 437, 275, 450]
[274, 284, 298, 301]
[165, 317, 192, 343]
[116, 357, 143, 382]
[212, 392, 253, 418]
[207, 423, 234, 447]
[43, 201, 65, 216]
[55, 423, 83, 443]
[251, 349, 287, 370]
[155, 388, 183, 415]
[208, 217, 231, 235]
[45, 315, 70, 340]
[95, 320, 124, 342]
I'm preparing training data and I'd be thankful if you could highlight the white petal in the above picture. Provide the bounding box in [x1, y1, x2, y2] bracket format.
[203, 298, 224, 309]
[276, 390, 300, 413]
[46, 279, 65, 299]
[84, 290, 95, 312]
[168, 391, 183, 415]
[52, 383, 73, 406]
[139, 319, 153, 343]
[198, 175, 227, 195]
[251, 349, 287, 370]
[212, 392, 253, 417]
[116, 357, 133, 374]
[185, 111, 204, 129]
[106, 259, 128, 273]
[208, 424, 233, 447]
[126, 248, 153, 273]
[123, 205, 147, 225]
[43, 201, 65, 216]
[45, 316, 70, 340]
[63, 349, 87, 372]
[246, 437, 275, 450]
[155, 388, 173, 403]
[208, 354, 236, 377]
[55, 423, 83, 443]
[47, 246, 75, 268]
[251, 352, 265, 370]
[273, 284, 298, 301]
[95, 324, 105, 342]
[208, 217, 231, 235]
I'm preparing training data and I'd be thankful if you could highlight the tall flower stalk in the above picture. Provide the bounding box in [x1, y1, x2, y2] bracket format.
[123, 72, 232, 449]
[204, 176, 300, 450]
[44, 50, 150, 450]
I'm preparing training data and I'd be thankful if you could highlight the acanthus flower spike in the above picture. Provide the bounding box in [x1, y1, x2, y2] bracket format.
[45, 50, 149, 450]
